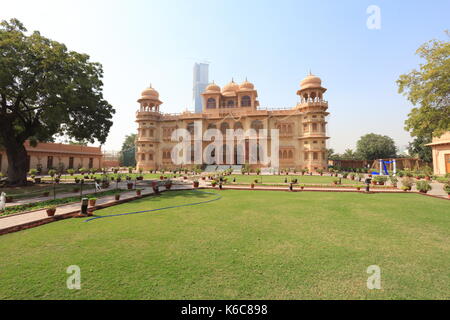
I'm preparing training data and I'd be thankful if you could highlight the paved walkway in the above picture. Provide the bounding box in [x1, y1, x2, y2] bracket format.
[0, 184, 192, 234]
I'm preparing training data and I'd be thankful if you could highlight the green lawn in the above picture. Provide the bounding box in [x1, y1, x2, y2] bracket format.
[227, 174, 358, 185]
[0, 190, 448, 299]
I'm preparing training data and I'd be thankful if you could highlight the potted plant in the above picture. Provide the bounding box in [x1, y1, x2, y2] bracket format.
[46, 206, 57, 217]
[332, 178, 339, 185]
[43, 191, 50, 197]
[250, 183, 255, 189]
[193, 180, 199, 188]
[127, 182, 133, 190]
[165, 180, 173, 190]
[211, 180, 217, 187]
[444, 184, 450, 199]
[389, 176, 398, 188]
[317, 169, 324, 176]
[89, 197, 97, 206]
[136, 189, 142, 196]
[356, 184, 363, 191]
[67, 169, 75, 176]
[349, 173, 355, 181]
[160, 175, 164, 180]
[300, 184, 305, 190]
[401, 177, 414, 191]
[416, 180, 432, 194]
[73, 187, 80, 193]
[75, 177, 81, 184]
[115, 193, 121, 201]
[136, 175, 144, 181]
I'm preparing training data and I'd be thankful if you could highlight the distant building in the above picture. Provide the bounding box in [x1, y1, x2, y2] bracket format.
[193, 63, 209, 113]
[426, 132, 450, 175]
[0, 141, 102, 174]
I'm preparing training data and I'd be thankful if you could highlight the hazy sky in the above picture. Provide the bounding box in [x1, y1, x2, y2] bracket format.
[2, 0, 449, 153]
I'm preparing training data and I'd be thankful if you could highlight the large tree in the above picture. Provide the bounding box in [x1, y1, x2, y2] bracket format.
[356, 133, 397, 160]
[397, 31, 450, 152]
[0, 19, 115, 185]
[408, 135, 433, 163]
[119, 133, 137, 166]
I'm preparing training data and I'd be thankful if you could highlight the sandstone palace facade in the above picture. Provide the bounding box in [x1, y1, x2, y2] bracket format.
[135, 74, 329, 172]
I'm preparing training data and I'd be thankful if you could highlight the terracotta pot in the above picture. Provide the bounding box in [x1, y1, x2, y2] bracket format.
[89, 199, 96, 206]
[5, 196, 13, 203]
[160, 176, 164, 180]
[211, 183, 217, 187]
[136, 190, 142, 196]
[419, 190, 428, 194]
[43, 192, 50, 197]
[46, 208, 56, 217]
[34, 178, 41, 184]
[251, 183, 255, 189]
[165, 184, 172, 190]
[193, 181, 199, 188]
[127, 183, 133, 190]
[115, 194, 120, 201]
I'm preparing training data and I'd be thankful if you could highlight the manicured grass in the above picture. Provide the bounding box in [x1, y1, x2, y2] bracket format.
[0, 190, 448, 299]
[227, 174, 357, 185]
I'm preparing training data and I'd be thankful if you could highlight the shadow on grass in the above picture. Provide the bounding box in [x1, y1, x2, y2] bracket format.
[86, 190, 222, 222]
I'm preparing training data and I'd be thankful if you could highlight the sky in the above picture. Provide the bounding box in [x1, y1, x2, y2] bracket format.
[1, 0, 449, 153]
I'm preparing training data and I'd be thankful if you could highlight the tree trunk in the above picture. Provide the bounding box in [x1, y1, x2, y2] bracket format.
[4, 139, 28, 186]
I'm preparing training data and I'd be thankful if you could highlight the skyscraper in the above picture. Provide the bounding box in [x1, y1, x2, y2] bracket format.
[193, 63, 209, 113]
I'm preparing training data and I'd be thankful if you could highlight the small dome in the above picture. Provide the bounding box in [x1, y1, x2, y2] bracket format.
[222, 80, 239, 93]
[140, 85, 159, 99]
[300, 73, 322, 89]
[205, 82, 220, 93]
[239, 79, 254, 90]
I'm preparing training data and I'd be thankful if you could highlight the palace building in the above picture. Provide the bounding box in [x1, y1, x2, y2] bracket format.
[135, 73, 330, 171]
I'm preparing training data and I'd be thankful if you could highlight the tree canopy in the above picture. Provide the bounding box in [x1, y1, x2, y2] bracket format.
[355, 133, 397, 160]
[0, 19, 115, 185]
[397, 31, 450, 138]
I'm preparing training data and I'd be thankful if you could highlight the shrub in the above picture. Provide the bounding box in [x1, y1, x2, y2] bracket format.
[416, 180, 432, 193]
[28, 169, 38, 177]
[67, 169, 75, 176]
[443, 184, 450, 195]
[48, 169, 56, 178]
[401, 177, 414, 189]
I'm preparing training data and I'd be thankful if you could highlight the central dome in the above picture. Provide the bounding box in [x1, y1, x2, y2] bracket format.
[222, 80, 239, 93]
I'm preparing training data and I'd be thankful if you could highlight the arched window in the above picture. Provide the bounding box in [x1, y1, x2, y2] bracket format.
[227, 100, 235, 108]
[187, 122, 195, 135]
[288, 150, 293, 159]
[207, 98, 216, 109]
[241, 96, 251, 107]
[283, 150, 288, 159]
[207, 123, 217, 130]
[234, 122, 243, 130]
[288, 125, 293, 134]
[251, 120, 264, 132]
[141, 154, 146, 161]
[220, 122, 230, 135]
[149, 153, 153, 161]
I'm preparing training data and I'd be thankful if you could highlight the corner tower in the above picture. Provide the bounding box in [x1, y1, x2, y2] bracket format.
[296, 73, 329, 172]
[135, 85, 163, 171]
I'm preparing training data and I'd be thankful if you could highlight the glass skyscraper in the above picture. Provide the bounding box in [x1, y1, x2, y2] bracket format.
[193, 63, 209, 113]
